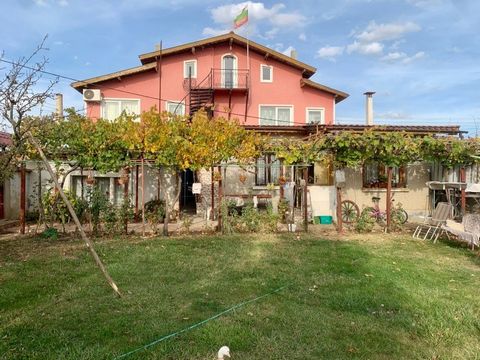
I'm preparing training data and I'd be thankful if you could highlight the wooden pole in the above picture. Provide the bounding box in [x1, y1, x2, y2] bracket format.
[279, 165, 284, 200]
[386, 166, 393, 232]
[217, 166, 223, 232]
[303, 167, 308, 232]
[210, 167, 215, 220]
[123, 167, 130, 234]
[135, 164, 139, 220]
[20, 163, 26, 234]
[141, 156, 145, 237]
[336, 187, 343, 234]
[460, 167, 466, 216]
[27, 132, 122, 297]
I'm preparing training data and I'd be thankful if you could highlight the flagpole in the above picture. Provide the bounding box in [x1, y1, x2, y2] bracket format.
[246, 4, 250, 73]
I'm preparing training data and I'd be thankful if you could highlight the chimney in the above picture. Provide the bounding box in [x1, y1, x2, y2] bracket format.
[55, 93, 63, 120]
[364, 91, 375, 125]
[290, 49, 298, 59]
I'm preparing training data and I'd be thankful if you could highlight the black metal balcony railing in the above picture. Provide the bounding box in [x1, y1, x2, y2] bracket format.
[210, 69, 249, 90]
[184, 69, 250, 91]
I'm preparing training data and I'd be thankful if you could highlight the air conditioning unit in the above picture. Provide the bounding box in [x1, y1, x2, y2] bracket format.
[83, 89, 102, 101]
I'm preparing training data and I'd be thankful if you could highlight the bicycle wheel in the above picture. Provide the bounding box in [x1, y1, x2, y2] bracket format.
[341, 200, 360, 224]
[362, 207, 383, 224]
[391, 208, 408, 224]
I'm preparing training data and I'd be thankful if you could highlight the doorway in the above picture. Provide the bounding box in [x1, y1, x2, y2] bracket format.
[180, 169, 196, 213]
[222, 54, 237, 88]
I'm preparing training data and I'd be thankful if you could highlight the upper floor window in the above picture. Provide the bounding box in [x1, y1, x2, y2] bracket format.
[306, 107, 325, 124]
[184, 60, 197, 79]
[166, 101, 185, 116]
[259, 105, 293, 126]
[260, 64, 273, 82]
[101, 99, 140, 121]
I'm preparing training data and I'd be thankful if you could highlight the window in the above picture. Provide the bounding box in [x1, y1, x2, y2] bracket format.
[363, 162, 407, 188]
[307, 162, 334, 185]
[184, 60, 197, 79]
[306, 107, 325, 124]
[260, 64, 273, 82]
[259, 105, 293, 126]
[255, 154, 282, 185]
[72, 176, 124, 205]
[166, 101, 185, 116]
[101, 99, 140, 121]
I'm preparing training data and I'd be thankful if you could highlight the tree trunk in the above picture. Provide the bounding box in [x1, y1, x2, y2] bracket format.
[20, 163, 26, 234]
[386, 166, 393, 232]
[163, 170, 182, 237]
[27, 132, 122, 297]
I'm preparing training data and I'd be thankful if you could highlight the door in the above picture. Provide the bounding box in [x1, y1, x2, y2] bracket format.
[180, 170, 196, 213]
[0, 183, 4, 219]
[222, 55, 237, 88]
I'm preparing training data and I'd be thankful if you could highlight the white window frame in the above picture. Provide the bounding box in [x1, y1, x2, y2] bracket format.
[258, 104, 294, 126]
[101, 98, 141, 121]
[183, 59, 197, 79]
[306, 107, 325, 124]
[166, 100, 186, 116]
[260, 64, 273, 83]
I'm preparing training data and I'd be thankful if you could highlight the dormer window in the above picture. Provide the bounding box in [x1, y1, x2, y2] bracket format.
[184, 60, 197, 79]
[260, 64, 273, 82]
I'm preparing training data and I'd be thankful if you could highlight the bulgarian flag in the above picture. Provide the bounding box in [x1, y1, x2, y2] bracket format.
[234, 6, 248, 29]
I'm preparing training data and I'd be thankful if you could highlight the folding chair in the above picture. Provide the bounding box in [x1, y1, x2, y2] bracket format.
[413, 202, 453, 241]
[442, 214, 480, 250]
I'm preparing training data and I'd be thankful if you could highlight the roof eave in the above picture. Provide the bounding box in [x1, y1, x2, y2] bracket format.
[70, 63, 157, 92]
[139, 32, 316, 77]
[300, 79, 349, 103]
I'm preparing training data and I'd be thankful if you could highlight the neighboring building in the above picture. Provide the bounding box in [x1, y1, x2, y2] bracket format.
[61, 32, 462, 220]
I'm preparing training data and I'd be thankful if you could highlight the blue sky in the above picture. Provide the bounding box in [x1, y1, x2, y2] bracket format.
[1, 0, 479, 135]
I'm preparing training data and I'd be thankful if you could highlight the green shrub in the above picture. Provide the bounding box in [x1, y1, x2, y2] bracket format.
[40, 227, 58, 240]
[144, 199, 166, 234]
[355, 208, 376, 233]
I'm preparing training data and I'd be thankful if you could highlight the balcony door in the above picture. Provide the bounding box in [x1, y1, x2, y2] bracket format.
[222, 54, 237, 89]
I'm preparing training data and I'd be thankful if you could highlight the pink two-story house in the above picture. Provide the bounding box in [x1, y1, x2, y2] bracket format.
[71, 32, 349, 218]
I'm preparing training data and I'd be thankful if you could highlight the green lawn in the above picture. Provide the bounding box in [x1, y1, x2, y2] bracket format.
[1, 231, 479, 359]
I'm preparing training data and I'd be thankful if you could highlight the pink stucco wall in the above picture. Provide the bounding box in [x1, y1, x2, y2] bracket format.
[84, 42, 336, 126]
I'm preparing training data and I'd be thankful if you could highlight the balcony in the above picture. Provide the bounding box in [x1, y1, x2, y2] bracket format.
[185, 68, 250, 91]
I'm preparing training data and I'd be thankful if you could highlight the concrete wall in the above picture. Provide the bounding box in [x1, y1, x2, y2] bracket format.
[342, 162, 430, 216]
[3, 162, 180, 220]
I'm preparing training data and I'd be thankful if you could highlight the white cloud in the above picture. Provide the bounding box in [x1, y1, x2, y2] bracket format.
[281, 46, 295, 56]
[377, 111, 412, 120]
[33, 0, 69, 6]
[381, 51, 407, 61]
[406, 0, 444, 8]
[203, 2, 306, 38]
[316, 46, 344, 61]
[299, 33, 306, 41]
[263, 27, 279, 40]
[347, 41, 384, 55]
[381, 51, 425, 64]
[402, 51, 425, 63]
[202, 27, 230, 37]
[356, 21, 421, 43]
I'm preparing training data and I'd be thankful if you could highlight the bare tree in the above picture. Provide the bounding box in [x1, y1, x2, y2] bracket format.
[0, 36, 122, 297]
[0, 35, 57, 182]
